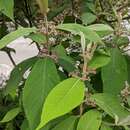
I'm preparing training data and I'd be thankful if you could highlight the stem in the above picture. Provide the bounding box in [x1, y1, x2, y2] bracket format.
[82, 53, 87, 79]
[6, 52, 16, 67]
[44, 14, 50, 53]
[99, 0, 104, 11]
[79, 103, 83, 116]
[24, 0, 33, 27]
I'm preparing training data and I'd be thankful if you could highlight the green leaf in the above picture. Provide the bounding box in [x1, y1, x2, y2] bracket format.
[5, 122, 14, 130]
[36, 0, 48, 14]
[88, 53, 111, 69]
[87, 24, 113, 37]
[101, 48, 128, 95]
[0, 0, 14, 20]
[41, 115, 70, 130]
[52, 116, 78, 130]
[27, 33, 47, 44]
[21, 119, 29, 130]
[77, 110, 102, 130]
[100, 124, 113, 130]
[81, 13, 97, 25]
[124, 126, 130, 130]
[36, 78, 85, 130]
[0, 27, 36, 49]
[0, 107, 20, 123]
[57, 24, 103, 43]
[113, 36, 129, 46]
[23, 57, 60, 130]
[5, 57, 38, 98]
[91, 93, 130, 124]
[125, 56, 130, 84]
[54, 45, 75, 72]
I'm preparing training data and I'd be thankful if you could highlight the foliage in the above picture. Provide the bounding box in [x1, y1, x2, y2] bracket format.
[0, 0, 130, 130]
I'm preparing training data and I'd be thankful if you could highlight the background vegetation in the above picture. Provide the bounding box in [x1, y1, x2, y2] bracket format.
[0, 0, 130, 130]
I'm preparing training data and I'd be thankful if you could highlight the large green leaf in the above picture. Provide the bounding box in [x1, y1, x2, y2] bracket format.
[88, 53, 111, 69]
[0, 27, 36, 49]
[91, 93, 130, 124]
[0, 107, 20, 123]
[36, 78, 85, 130]
[101, 48, 128, 95]
[77, 110, 102, 130]
[52, 116, 78, 130]
[0, 0, 14, 19]
[57, 24, 102, 43]
[5, 57, 38, 97]
[23, 57, 60, 130]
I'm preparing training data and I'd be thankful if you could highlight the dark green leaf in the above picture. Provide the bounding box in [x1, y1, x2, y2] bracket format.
[52, 116, 78, 130]
[54, 45, 75, 72]
[5, 56, 38, 97]
[102, 48, 128, 95]
[23, 57, 60, 130]
[21, 119, 29, 130]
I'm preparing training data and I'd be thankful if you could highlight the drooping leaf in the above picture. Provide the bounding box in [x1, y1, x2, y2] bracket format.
[0, 0, 14, 20]
[0, 107, 20, 123]
[87, 24, 113, 37]
[57, 24, 103, 43]
[101, 48, 128, 95]
[5, 56, 38, 98]
[0, 27, 36, 49]
[52, 116, 78, 130]
[23, 57, 60, 130]
[88, 53, 111, 69]
[91, 93, 130, 124]
[77, 110, 102, 130]
[36, 0, 48, 15]
[36, 78, 85, 130]
[81, 13, 97, 25]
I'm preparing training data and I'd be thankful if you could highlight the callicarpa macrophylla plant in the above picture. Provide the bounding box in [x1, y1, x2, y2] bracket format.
[0, 0, 130, 130]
